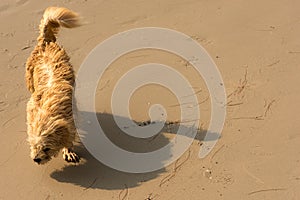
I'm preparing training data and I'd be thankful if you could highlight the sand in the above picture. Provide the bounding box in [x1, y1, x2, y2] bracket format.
[0, 0, 300, 199]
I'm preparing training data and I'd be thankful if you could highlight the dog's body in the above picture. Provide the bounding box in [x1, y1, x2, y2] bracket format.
[26, 7, 80, 164]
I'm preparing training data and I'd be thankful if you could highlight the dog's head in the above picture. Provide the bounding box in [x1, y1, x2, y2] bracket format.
[28, 136, 61, 165]
[29, 140, 56, 164]
[27, 118, 70, 165]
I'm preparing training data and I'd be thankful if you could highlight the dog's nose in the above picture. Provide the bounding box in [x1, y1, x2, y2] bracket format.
[33, 158, 42, 163]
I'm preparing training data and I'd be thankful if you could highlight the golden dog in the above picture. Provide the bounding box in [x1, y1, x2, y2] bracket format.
[25, 7, 80, 164]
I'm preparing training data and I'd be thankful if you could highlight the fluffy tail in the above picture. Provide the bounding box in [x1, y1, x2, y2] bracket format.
[38, 7, 80, 43]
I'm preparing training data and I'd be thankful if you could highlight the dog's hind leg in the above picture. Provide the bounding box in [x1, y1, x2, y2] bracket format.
[25, 47, 40, 93]
[62, 147, 80, 163]
[25, 60, 35, 93]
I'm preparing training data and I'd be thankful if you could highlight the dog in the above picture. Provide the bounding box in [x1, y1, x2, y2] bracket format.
[25, 7, 80, 164]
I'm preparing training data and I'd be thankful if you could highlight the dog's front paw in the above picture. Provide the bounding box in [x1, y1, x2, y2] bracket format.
[62, 148, 80, 163]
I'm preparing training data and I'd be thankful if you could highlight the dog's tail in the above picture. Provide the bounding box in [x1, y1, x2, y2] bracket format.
[38, 7, 80, 43]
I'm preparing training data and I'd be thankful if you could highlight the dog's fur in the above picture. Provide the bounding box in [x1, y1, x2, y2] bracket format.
[25, 7, 80, 164]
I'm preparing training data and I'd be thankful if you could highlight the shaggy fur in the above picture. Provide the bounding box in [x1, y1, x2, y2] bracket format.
[25, 7, 80, 164]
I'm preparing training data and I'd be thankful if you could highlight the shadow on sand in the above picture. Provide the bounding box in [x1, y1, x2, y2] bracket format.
[50, 112, 220, 189]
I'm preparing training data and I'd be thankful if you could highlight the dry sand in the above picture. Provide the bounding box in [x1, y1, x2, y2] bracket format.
[0, 0, 300, 199]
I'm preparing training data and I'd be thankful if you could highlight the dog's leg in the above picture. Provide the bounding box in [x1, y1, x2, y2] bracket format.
[25, 62, 35, 93]
[62, 147, 80, 163]
[25, 48, 39, 93]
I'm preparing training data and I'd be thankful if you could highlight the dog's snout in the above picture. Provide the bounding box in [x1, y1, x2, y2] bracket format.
[33, 158, 42, 163]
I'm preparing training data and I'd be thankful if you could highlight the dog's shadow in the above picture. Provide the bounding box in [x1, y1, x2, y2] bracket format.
[50, 112, 220, 190]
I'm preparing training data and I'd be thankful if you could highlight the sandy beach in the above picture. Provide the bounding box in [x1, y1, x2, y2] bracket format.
[0, 0, 299, 199]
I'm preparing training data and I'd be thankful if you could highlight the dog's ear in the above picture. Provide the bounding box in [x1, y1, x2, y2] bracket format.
[52, 119, 73, 146]
[54, 122, 70, 134]
[51, 119, 70, 132]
